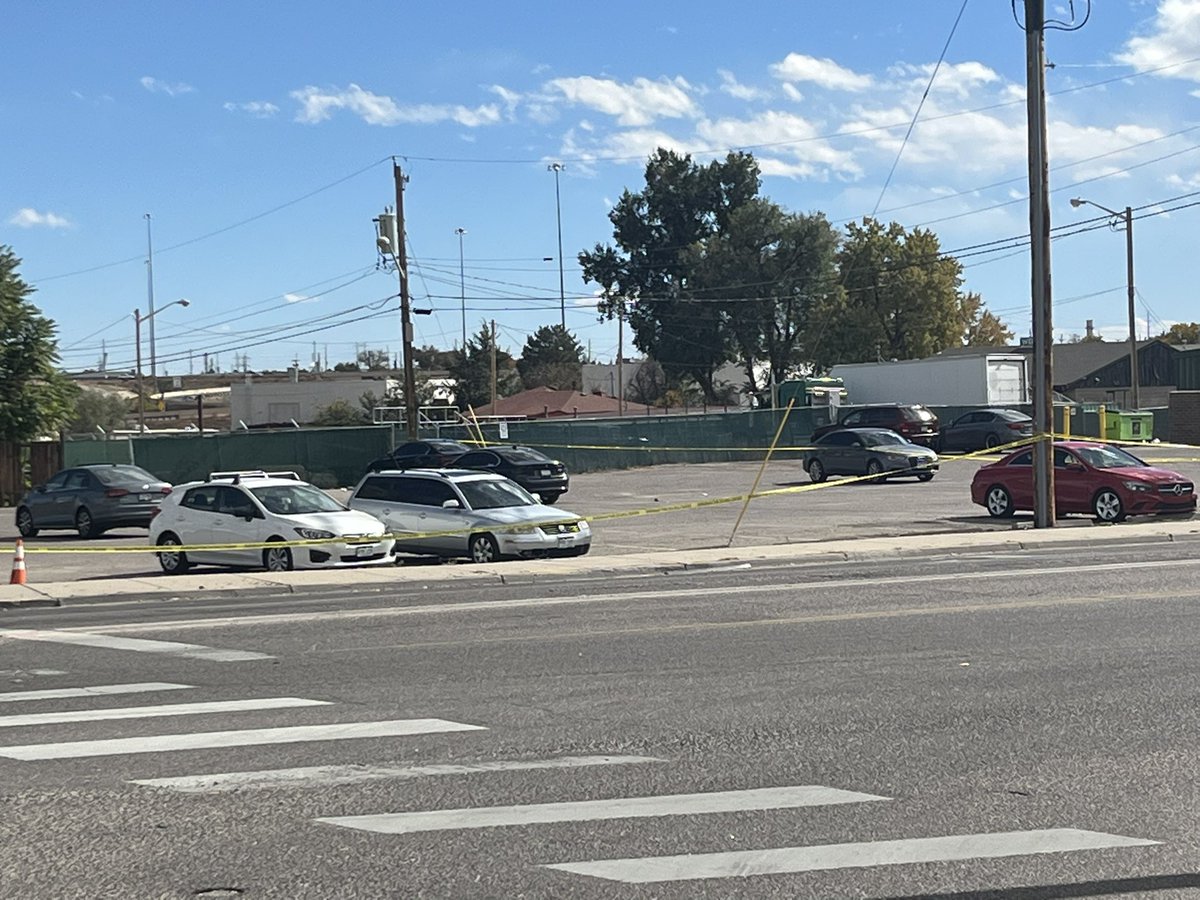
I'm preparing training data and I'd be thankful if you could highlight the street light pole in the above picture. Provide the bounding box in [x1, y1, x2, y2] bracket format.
[134, 298, 190, 433]
[1070, 197, 1139, 410]
[548, 162, 566, 328]
[455, 227, 467, 349]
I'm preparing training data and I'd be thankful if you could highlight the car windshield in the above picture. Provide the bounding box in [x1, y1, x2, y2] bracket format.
[861, 432, 906, 447]
[501, 447, 549, 463]
[97, 465, 162, 485]
[457, 479, 537, 510]
[1075, 445, 1147, 469]
[251, 484, 345, 515]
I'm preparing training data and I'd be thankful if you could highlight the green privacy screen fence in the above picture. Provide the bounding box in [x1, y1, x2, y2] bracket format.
[63, 405, 1120, 488]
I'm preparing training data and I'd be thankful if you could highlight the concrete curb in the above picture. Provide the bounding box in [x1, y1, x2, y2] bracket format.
[0, 517, 1197, 609]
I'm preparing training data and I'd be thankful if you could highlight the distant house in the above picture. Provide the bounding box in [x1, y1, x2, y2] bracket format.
[469, 386, 658, 419]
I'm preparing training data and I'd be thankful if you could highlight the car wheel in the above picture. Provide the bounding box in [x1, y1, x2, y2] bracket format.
[1093, 489, 1125, 523]
[541, 493, 562, 505]
[985, 485, 1015, 518]
[808, 459, 827, 483]
[985, 433, 1001, 450]
[866, 459, 886, 483]
[263, 542, 294, 572]
[16, 507, 37, 538]
[917, 472, 935, 482]
[469, 533, 500, 564]
[156, 532, 190, 575]
[75, 507, 96, 539]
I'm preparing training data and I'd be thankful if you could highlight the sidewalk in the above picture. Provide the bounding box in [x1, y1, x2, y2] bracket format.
[3, 517, 1198, 609]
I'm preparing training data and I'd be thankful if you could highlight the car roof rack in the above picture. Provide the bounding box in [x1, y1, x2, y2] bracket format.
[208, 470, 300, 485]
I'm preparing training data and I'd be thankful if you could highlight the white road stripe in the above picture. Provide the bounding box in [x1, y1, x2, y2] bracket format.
[0, 669, 67, 677]
[317, 785, 888, 835]
[66, 558, 1200, 637]
[132, 754, 665, 793]
[0, 696, 328, 728]
[543, 828, 1160, 883]
[0, 629, 270, 662]
[0, 718, 485, 760]
[0, 682, 192, 703]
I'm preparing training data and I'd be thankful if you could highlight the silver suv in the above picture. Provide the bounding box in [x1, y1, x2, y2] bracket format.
[347, 469, 591, 563]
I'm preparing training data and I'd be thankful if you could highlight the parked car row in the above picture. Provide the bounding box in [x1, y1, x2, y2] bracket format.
[813, 404, 1035, 453]
[367, 441, 570, 503]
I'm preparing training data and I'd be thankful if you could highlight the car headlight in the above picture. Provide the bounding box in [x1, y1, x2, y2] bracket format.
[295, 527, 336, 540]
[578, 519, 590, 532]
[1122, 480, 1152, 492]
[507, 525, 538, 535]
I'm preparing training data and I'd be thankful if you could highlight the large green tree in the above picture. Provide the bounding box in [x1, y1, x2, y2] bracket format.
[0, 246, 78, 441]
[810, 219, 1010, 367]
[448, 323, 520, 411]
[1161, 322, 1200, 344]
[517, 324, 585, 390]
[67, 388, 131, 435]
[580, 149, 761, 400]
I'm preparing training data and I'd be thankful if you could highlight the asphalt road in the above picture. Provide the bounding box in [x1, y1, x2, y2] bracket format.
[3, 536, 1200, 898]
[5, 445, 1200, 584]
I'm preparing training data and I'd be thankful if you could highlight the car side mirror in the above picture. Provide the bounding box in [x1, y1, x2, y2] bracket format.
[441, 499, 461, 509]
[36, 485, 46, 493]
[533, 493, 543, 503]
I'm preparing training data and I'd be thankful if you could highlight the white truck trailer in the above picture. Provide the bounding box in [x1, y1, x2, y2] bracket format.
[829, 354, 1030, 406]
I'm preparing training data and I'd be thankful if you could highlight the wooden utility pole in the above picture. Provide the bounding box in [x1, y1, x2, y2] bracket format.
[616, 310, 624, 415]
[490, 319, 498, 409]
[394, 161, 419, 439]
[1024, 0, 1055, 527]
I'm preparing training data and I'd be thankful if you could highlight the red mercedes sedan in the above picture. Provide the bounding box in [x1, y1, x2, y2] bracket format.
[971, 440, 1196, 522]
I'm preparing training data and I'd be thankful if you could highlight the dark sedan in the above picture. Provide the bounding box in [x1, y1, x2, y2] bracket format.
[938, 408, 1033, 452]
[365, 439, 470, 473]
[453, 445, 570, 503]
[803, 428, 939, 483]
[16, 464, 172, 538]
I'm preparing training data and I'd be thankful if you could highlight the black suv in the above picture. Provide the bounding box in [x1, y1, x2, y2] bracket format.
[365, 439, 470, 473]
[811, 404, 940, 447]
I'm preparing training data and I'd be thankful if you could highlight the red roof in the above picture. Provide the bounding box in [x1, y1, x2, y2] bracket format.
[470, 386, 658, 419]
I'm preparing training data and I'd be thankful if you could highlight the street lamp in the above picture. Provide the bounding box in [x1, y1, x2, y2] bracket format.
[1070, 196, 1139, 410]
[455, 227, 467, 348]
[548, 162, 566, 328]
[134, 298, 189, 433]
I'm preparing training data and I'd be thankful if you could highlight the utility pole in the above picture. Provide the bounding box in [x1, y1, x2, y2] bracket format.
[144, 214, 157, 382]
[549, 163, 566, 327]
[1123, 205, 1140, 410]
[455, 227, 467, 349]
[1024, 0, 1055, 527]
[490, 319, 498, 409]
[616, 310, 624, 415]
[394, 161, 419, 439]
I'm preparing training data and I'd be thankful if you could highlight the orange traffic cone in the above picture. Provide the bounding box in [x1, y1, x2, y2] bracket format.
[10, 539, 26, 585]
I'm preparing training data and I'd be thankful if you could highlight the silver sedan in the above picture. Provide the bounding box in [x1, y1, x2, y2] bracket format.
[803, 428, 939, 483]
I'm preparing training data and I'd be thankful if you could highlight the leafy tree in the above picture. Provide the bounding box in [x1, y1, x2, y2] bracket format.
[412, 344, 459, 370]
[580, 149, 762, 400]
[1161, 322, 1200, 344]
[332, 361, 360, 372]
[67, 389, 131, 434]
[447, 323, 520, 411]
[357, 349, 390, 370]
[517, 325, 585, 390]
[0, 246, 79, 441]
[961, 293, 1015, 346]
[625, 359, 669, 406]
[810, 218, 1009, 367]
[310, 399, 369, 426]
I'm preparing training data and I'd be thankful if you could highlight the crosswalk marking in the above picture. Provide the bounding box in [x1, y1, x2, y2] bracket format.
[0, 696, 328, 728]
[542, 828, 1160, 884]
[132, 754, 665, 793]
[0, 629, 271, 662]
[0, 718, 486, 760]
[316, 785, 889, 835]
[0, 682, 193, 703]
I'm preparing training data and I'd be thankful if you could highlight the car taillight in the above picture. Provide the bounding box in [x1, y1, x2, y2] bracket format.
[105, 488, 129, 498]
[1008, 423, 1027, 430]
[161, 487, 172, 494]
[149, 507, 161, 520]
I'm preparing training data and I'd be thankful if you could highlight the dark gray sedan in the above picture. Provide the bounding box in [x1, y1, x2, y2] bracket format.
[937, 408, 1033, 452]
[16, 464, 172, 538]
[803, 428, 939, 483]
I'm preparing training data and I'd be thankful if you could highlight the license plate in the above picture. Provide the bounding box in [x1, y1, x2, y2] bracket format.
[355, 544, 377, 557]
[138, 493, 151, 502]
[556, 536, 573, 548]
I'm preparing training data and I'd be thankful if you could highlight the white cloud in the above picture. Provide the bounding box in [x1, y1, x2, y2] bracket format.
[889, 61, 1000, 99]
[781, 83, 805, 103]
[695, 111, 862, 178]
[489, 84, 521, 118]
[8, 208, 72, 229]
[546, 75, 699, 126]
[223, 100, 279, 118]
[140, 76, 194, 97]
[718, 69, 770, 102]
[290, 84, 501, 127]
[770, 53, 873, 91]
[283, 293, 313, 304]
[1118, 0, 1200, 81]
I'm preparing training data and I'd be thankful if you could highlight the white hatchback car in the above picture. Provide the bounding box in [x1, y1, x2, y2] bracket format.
[150, 470, 395, 573]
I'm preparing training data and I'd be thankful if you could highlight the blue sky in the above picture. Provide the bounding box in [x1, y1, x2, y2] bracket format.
[3, 0, 1199, 376]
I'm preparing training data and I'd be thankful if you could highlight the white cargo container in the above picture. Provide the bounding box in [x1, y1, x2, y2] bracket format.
[829, 354, 1030, 406]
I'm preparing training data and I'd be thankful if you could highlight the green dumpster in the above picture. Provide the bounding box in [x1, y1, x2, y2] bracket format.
[1103, 411, 1154, 442]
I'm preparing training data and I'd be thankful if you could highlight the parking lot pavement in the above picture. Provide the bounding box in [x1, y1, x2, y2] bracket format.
[1, 446, 1197, 587]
